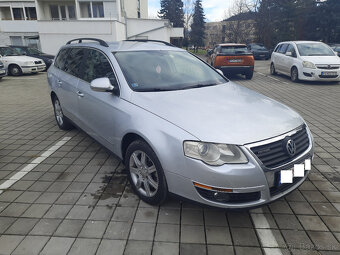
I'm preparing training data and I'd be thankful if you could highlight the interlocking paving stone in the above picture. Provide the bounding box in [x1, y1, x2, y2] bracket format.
[1, 64, 340, 254]
[12, 235, 49, 255]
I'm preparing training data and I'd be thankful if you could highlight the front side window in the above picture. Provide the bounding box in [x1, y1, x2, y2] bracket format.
[297, 43, 335, 56]
[114, 50, 227, 92]
[286, 44, 296, 57]
[83, 49, 116, 84]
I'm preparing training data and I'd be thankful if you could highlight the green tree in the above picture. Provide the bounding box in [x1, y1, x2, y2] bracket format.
[190, 0, 205, 50]
[158, 0, 184, 27]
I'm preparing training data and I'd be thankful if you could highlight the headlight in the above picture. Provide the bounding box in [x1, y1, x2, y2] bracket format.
[24, 61, 35, 66]
[183, 141, 248, 166]
[302, 61, 316, 69]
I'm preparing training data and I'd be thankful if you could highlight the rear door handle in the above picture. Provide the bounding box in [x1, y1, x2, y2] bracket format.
[57, 80, 62, 86]
[77, 91, 84, 97]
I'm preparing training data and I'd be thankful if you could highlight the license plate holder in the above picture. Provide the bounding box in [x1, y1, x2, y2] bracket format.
[229, 59, 242, 63]
[321, 71, 337, 76]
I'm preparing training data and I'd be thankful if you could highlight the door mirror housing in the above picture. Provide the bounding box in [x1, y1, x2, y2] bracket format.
[285, 51, 292, 57]
[90, 77, 116, 93]
[216, 69, 224, 76]
[207, 49, 213, 55]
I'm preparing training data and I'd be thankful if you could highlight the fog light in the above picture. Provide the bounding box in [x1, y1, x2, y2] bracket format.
[193, 182, 233, 193]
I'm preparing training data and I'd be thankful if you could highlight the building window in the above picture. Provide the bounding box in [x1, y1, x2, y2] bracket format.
[50, 4, 76, 20]
[80, 2, 104, 18]
[25, 7, 37, 20]
[10, 36, 23, 46]
[12, 8, 24, 20]
[137, 0, 141, 18]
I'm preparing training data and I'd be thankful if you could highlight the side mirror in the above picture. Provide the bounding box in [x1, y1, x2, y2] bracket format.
[285, 51, 292, 57]
[90, 77, 115, 93]
[207, 49, 212, 55]
[216, 69, 224, 76]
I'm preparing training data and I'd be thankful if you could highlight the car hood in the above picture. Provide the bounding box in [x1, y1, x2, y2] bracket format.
[301, 56, 340, 64]
[130, 82, 304, 145]
[1, 55, 43, 62]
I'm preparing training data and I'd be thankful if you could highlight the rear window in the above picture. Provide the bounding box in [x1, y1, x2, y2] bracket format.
[220, 46, 250, 55]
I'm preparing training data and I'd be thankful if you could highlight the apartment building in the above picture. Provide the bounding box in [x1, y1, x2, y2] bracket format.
[0, 0, 183, 54]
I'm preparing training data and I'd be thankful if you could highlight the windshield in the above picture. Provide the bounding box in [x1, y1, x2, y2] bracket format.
[252, 45, 267, 50]
[27, 48, 43, 55]
[297, 43, 335, 56]
[114, 50, 227, 92]
[0, 47, 20, 56]
[220, 46, 250, 54]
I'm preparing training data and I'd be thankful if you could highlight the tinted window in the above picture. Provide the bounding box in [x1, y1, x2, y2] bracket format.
[63, 48, 84, 77]
[54, 48, 69, 70]
[55, 48, 84, 78]
[83, 49, 116, 84]
[278, 44, 288, 54]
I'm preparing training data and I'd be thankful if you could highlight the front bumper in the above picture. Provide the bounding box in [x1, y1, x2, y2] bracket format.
[0, 68, 6, 77]
[21, 64, 46, 73]
[216, 66, 254, 75]
[165, 126, 314, 209]
[300, 67, 340, 81]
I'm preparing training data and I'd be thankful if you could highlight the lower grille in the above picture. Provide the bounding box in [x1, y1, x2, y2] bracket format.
[250, 126, 309, 168]
[196, 187, 261, 204]
[270, 171, 304, 196]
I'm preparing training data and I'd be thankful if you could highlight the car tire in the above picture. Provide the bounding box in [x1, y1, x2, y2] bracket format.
[291, 67, 299, 82]
[9, 65, 22, 76]
[270, 63, 277, 75]
[245, 71, 253, 80]
[125, 140, 168, 205]
[52, 96, 73, 130]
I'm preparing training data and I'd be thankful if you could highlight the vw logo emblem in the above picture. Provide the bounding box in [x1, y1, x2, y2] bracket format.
[286, 139, 296, 157]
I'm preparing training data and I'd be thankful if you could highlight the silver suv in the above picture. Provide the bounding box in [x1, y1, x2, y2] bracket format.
[48, 38, 314, 209]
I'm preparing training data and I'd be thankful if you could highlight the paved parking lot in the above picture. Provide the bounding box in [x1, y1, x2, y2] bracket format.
[0, 61, 340, 255]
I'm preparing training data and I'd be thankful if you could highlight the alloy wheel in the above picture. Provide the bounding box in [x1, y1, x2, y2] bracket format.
[54, 99, 64, 126]
[129, 150, 159, 197]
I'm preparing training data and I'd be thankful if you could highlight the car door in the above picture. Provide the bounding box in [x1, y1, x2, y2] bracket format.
[77, 48, 122, 148]
[54, 47, 85, 123]
[282, 44, 297, 74]
[275, 44, 288, 73]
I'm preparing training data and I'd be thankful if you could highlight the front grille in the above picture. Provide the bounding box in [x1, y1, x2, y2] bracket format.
[34, 61, 42, 64]
[196, 187, 261, 204]
[250, 126, 309, 169]
[319, 75, 338, 79]
[316, 65, 339, 70]
[270, 171, 304, 196]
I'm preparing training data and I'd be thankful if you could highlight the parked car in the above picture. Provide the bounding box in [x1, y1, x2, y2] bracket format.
[0, 46, 46, 76]
[9, 45, 54, 69]
[271, 41, 340, 82]
[48, 38, 314, 209]
[247, 43, 271, 60]
[0, 60, 6, 80]
[208, 43, 254, 79]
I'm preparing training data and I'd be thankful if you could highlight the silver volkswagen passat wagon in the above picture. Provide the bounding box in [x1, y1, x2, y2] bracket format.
[47, 38, 314, 209]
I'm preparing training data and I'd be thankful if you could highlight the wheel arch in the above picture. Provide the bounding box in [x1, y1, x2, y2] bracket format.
[50, 91, 57, 102]
[121, 132, 149, 162]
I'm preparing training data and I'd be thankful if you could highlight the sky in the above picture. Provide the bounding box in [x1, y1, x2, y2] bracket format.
[148, 0, 236, 22]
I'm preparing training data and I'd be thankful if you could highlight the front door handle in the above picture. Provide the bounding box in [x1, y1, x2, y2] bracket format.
[77, 91, 84, 97]
[57, 80, 62, 86]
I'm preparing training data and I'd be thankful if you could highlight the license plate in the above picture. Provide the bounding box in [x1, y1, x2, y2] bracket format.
[260, 55, 265, 57]
[229, 59, 242, 63]
[279, 159, 311, 185]
[321, 71, 337, 76]
[0, 70, 5, 74]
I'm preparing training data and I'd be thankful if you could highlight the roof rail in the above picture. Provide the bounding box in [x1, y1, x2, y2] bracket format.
[66, 38, 109, 47]
[124, 39, 175, 47]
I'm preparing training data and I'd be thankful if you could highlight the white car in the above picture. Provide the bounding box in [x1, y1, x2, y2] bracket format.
[0, 46, 46, 76]
[271, 41, 340, 82]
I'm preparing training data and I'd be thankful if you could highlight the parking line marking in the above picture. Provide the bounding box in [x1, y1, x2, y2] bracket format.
[257, 72, 266, 76]
[0, 137, 71, 192]
[251, 209, 283, 255]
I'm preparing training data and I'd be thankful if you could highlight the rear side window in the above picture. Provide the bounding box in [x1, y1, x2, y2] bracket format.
[54, 48, 85, 78]
[278, 44, 288, 54]
[63, 48, 85, 77]
[82, 49, 117, 84]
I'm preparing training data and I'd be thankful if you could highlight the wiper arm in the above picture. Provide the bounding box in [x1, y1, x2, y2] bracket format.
[184, 83, 218, 89]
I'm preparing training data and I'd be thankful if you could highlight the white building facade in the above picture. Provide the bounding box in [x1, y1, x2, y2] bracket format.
[0, 0, 183, 54]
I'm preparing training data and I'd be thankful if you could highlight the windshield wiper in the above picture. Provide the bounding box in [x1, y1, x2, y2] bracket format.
[183, 83, 218, 90]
